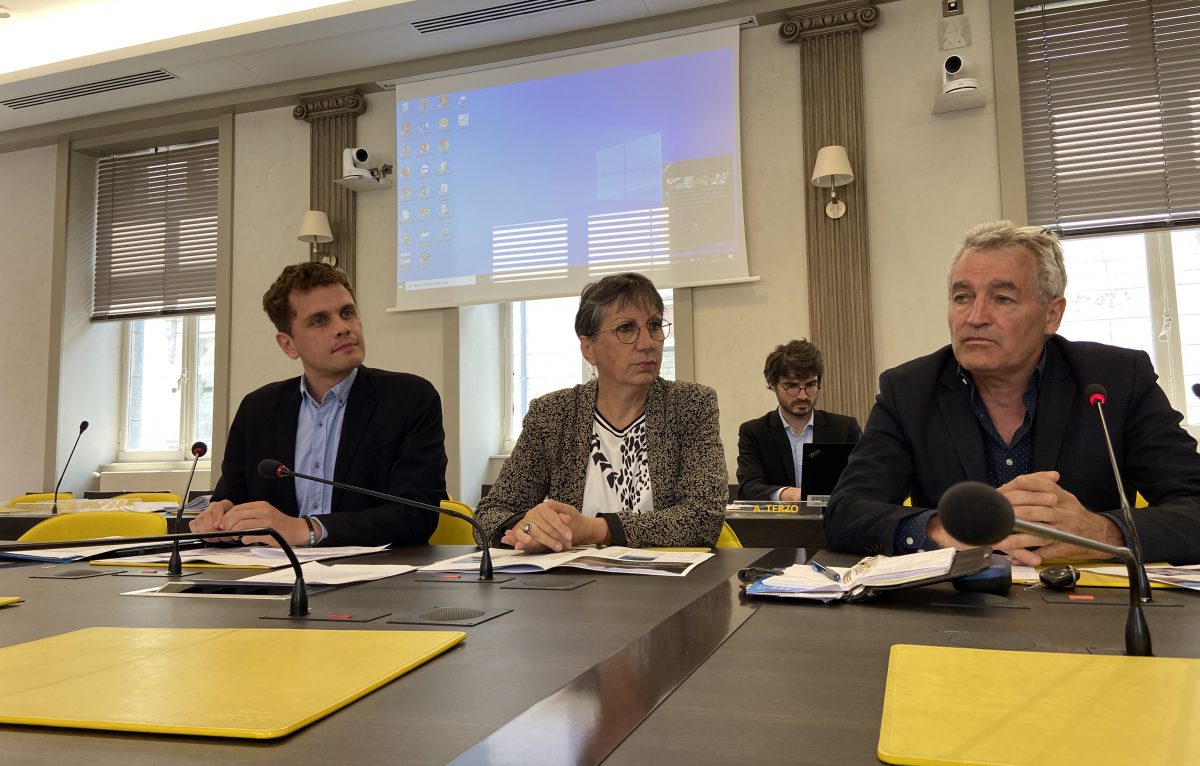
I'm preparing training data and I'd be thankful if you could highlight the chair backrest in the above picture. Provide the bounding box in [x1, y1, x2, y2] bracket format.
[429, 500, 477, 546]
[18, 511, 168, 543]
[716, 521, 742, 549]
[6, 492, 74, 506]
[114, 492, 181, 504]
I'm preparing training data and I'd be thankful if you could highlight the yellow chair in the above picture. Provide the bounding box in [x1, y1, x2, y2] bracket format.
[114, 492, 181, 504]
[18, 511, 167, 543]
[1135, 492, 1147, 509]
[429, 499, 477, 545]
[5, 492, 73, 507]
[716, 521, 742, 549]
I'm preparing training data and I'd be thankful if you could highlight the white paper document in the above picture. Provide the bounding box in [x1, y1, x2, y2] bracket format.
[234, 561, 415, 585]
[94, 544, 391, 569]
[0, 539, 178, 563]
[420, 546, 714, 577]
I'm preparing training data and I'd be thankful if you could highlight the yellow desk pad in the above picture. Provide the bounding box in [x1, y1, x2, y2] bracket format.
[879, 644, 1200, 766]
[0, 627, 464, 739]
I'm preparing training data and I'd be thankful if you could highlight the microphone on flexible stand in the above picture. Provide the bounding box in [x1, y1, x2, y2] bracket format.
[938, 481, 1151, 656]
[0, 527, 309, 617]
[52, 420, 89, 515]
[167, 441, 208, 577]
[256, 459, 493, 581]
[1084, 384, 1152, 603]
[1192, 382, 1200, 400]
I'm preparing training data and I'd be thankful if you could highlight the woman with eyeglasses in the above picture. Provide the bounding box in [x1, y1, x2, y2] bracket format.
[474, 272, 727, 551]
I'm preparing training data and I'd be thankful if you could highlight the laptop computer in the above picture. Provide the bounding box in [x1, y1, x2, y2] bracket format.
[800, 443, 856, 499]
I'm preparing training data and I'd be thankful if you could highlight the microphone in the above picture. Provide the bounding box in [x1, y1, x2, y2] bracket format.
[1083, 383, 1152, 603]
[257, 459, 493, 581]
[0, 527, 308, 617]
[52, 420, 89, 515]
[1192, 382, 1200, 400]
[167, 441, 208, 577]
[938, 481, 1151, 656]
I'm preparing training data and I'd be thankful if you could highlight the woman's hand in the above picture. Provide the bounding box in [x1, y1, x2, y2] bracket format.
[501, 499, 609, 552]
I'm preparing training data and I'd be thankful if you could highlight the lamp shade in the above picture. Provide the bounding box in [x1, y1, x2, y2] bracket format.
[810, 145, 854, 188]
[297, 211, 333, 244]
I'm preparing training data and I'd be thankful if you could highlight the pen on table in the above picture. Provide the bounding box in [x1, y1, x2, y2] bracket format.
[810, 560, 841, 582]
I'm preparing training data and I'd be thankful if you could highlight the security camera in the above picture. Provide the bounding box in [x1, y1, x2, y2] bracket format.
[942, 54, 978, 94]
[342, 147, 373, 181]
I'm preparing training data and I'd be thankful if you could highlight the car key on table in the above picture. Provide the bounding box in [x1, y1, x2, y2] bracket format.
[1024, 564, 1080, 591]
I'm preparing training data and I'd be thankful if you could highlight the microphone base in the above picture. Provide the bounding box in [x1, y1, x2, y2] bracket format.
[412, 574, 514, 584]
[262, 611, 391, 623]
[388, 606, 512, 627]
[1041, 592, 1182, 607]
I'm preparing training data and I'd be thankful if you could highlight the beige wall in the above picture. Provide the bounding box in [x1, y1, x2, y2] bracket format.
[864, 0, 1001, 375]
[0, 0, 1013, 498]
[0, 146, 57, 497]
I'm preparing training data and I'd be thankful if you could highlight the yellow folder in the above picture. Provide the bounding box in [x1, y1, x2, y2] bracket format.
[0, 626, 464, 738]
[878, 644, 1200, 766]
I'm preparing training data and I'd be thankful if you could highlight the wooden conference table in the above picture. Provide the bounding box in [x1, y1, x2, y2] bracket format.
[0, 545, 1197, 765]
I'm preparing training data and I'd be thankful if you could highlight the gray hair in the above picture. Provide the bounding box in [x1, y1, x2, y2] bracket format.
[948, 221, 1067, 303]
[574, 272, 664, 337]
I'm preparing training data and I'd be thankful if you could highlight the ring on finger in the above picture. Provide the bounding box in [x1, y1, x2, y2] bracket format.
[521, 522, 533, 534]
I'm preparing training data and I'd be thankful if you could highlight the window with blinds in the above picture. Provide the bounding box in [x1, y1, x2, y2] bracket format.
[92, 140, 219, 321]
[1016, 1, 1200, 235]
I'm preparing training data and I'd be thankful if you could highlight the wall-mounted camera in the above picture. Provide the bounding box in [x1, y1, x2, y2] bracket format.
[942, 54, 978, 94]
[335, 147, 394, 192]
[342, 147, 373, 181]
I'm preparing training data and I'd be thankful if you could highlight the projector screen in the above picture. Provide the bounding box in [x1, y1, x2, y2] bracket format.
[386, 25, 750, 311]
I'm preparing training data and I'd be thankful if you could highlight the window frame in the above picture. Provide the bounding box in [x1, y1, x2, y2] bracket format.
[992, 2, 1200, 440]
[116, 313, 215, 463]
[500, 288, 678, 453]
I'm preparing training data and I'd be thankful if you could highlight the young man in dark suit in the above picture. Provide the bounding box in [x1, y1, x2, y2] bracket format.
[191, 262, 446, 548]
[825, 222, 1200, 564]
[736, 339, 862, 501]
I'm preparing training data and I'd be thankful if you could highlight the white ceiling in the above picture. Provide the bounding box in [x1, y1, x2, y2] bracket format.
[0, 0, 746, 135]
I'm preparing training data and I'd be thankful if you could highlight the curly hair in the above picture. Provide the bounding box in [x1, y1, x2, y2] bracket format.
[262, 262, 355, 333]
[763, 339, 825, 386]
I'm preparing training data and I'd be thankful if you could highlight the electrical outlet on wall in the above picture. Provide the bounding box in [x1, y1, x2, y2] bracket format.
[943, 0, 963, 17]
[939, 17, 970, 50]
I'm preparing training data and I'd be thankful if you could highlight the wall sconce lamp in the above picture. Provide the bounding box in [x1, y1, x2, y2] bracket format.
[811, 145, 855, 219]
[297, 210, 335, 265]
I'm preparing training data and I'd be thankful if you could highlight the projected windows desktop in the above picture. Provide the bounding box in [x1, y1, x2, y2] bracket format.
[391, 27, 748, 310]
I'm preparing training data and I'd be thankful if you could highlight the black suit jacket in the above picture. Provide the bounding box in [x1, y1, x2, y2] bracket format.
[824, 336, 1200, 563]
[736, 409, 862, 500]
[213, 366, 447, 546]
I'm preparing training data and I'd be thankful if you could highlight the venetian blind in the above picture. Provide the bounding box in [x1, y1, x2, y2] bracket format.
[92, 140, 219, 320]
[1016, 0, 1200, 234]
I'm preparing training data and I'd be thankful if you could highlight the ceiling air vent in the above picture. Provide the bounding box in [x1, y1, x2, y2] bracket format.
[2, 69, 177, 110]
[412, 0, 599, 34]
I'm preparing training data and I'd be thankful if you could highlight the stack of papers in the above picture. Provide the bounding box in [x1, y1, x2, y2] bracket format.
[1081, 563, 1200, 590]
[0, 540, 189, 564]
[420, 546, 713, 577]
[94, 545, 390, 569]
[747, 548, 957, 601]
[3, 499, 177, 514]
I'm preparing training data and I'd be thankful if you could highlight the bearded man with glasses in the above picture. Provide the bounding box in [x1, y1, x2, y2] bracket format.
[736, 339, 862, 501]
[475, 272, 727, 550]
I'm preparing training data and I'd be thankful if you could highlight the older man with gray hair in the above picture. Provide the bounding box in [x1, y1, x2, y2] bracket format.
[825, 221, 1200, 564]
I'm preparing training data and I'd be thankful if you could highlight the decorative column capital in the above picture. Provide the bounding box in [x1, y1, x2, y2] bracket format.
[780, 0, 879, 44]
[293, 87, 367, 122]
